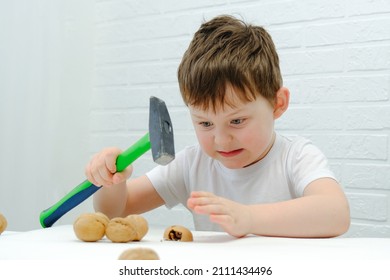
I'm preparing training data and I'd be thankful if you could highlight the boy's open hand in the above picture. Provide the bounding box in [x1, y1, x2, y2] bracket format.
[187, 191, 252, 237]
[85, 147, 133, 187]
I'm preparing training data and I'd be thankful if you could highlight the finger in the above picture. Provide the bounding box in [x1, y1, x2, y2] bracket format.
[192, 194, 222, 207]
[192, 201, 227, 216]
[187, 196, 211, 210]
[209, 213, 233, 224]
[188, 193, 216, 208]
[96, 162, 115, 186]
[85, 148, 120, 187]
[89, 154, 114, 187]
[105, 148, 121, 174]
[112, 165, 133, 184]
[190, 191, 214, 198]
[187, 193, 223, 213]
[85, 154, 102, 186]
[188, 192, 209, 209]
[85, 158, 93, 182]
[90, 166, 111, 187]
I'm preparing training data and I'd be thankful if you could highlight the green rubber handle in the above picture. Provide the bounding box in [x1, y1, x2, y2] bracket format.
[39, 132, 150, 228]
[116, 133, 150, 172]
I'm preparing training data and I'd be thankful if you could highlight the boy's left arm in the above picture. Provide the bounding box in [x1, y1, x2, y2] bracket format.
[187, 178, 350, 238]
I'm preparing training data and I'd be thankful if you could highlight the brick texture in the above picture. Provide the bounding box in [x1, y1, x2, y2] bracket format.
[92, 0, 390, 237]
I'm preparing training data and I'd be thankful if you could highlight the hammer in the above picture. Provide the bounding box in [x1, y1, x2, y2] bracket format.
[39, 96, 175, 228]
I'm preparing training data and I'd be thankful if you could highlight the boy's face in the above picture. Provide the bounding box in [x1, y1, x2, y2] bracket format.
[189, 86, 277, 169]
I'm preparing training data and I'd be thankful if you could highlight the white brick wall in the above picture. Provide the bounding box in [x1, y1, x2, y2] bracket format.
[92, 0, 390, 237]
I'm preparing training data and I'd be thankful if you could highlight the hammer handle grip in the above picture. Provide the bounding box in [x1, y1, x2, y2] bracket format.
[39, 180, 100, 228]
[116, 133, 150, 172]
[39, 132, 151, 228]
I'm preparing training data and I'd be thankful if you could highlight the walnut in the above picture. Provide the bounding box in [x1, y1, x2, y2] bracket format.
[73, 213, 108, 242]
[163, 225, 193, 242]
[118, 247, 159, 260]
[0, 213, 7, 235]
[126, 215, 149, 241]
[105, 217, 137, 243]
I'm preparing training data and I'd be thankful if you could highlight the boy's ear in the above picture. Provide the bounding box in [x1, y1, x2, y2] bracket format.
[273, 87, 290, 119]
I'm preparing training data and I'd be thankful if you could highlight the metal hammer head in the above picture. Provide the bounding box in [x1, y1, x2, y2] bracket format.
[149, 96, 175, 165]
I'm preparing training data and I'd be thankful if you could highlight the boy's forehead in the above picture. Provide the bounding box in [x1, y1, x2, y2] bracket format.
[188, 97, 251, 116]
[190, 84, 255, 113]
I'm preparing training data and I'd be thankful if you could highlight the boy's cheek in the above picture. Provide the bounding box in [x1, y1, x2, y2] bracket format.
[197, 138, 215, 155]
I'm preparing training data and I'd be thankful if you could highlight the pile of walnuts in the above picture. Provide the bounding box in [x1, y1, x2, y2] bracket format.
[73, 212, 148, 243]
[73, 212, 194, 260]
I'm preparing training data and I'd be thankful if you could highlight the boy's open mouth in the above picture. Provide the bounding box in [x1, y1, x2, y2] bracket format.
[218, 149, 244, 157]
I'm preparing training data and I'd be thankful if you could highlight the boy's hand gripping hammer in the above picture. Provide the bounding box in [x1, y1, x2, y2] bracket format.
[39, 96, 175, 228]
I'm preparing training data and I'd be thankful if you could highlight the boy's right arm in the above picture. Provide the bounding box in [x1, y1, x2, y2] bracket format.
[85, 147, 164, 219]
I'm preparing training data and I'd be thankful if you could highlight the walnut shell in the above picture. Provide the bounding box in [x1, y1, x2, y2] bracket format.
[118, 247, 159, 260]
[95, 212, 110, 226]
[73, 213, 107, 242]
[163, 225, 193, 242]
[126, 215, 148, 241]
[105, 217, 137, 243]
[0, 213, 7, 235]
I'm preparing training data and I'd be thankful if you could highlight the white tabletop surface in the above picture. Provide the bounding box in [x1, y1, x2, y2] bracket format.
[1, 225, 389, 261]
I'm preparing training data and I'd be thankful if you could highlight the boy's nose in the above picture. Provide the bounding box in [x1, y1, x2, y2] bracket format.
[214, 128, 232, 147]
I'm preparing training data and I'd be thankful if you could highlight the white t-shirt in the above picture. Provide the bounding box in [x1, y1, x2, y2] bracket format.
[146, 133, 336, 231]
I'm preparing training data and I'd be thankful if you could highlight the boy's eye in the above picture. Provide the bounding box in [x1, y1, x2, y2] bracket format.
[200, 121, 213, 127]
[231, 119, 244, 125]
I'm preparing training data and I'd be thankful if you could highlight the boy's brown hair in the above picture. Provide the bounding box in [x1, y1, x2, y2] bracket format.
[178, 15, 282, 112]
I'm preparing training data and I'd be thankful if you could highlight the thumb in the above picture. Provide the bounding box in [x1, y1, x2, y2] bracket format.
[112, 165, 133, 184]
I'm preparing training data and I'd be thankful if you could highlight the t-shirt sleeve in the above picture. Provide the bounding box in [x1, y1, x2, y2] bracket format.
[287, 138, 337, 197]
[145, 148, 189, 209]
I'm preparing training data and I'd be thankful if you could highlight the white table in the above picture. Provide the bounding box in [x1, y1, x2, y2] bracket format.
[0, 225, 389, 279]
[0, 225, 389, 260]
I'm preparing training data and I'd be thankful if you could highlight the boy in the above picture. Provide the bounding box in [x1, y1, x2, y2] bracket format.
[86, 15, 350, 238]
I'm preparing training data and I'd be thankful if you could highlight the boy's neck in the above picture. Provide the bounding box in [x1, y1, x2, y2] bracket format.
[244, 131, 276, 168]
